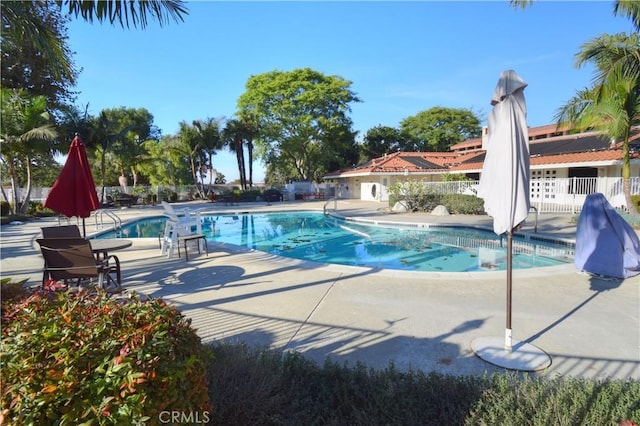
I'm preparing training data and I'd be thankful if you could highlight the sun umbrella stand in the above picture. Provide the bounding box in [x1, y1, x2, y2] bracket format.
[471, 71, 551, 372]
[470, 231, 551, 371]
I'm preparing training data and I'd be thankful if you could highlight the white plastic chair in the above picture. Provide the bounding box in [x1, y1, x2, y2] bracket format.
[160, 219, 208, 259]
[161, 201, 201, 228]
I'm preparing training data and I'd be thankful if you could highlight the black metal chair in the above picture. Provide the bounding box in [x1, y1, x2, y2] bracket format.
[36, 238, 122, 294]
[41, 225, 82, 239]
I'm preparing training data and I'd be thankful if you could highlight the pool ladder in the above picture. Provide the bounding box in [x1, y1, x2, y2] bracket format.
[92, 209, 122, 231]
[323, 197, 338, 214]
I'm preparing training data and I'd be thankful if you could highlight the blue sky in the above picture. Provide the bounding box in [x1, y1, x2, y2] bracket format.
[66, 1, 634, 183]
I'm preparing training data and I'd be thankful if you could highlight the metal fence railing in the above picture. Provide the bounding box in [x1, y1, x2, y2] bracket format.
[4, 177, 639, 214]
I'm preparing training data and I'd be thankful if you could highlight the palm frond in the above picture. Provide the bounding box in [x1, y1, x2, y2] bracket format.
[57, 0, 188, 29]
[614, 0, 640, 32]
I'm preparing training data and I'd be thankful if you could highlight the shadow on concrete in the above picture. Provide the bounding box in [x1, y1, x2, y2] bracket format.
[214, 311, 500, 376]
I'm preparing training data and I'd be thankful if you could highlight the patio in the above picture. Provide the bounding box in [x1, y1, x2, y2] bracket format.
[1, 200, 638, 380]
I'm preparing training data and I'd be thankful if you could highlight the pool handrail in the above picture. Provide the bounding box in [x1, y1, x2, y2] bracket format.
[92, 209, 122, 232]
[323, 197, 337, 214]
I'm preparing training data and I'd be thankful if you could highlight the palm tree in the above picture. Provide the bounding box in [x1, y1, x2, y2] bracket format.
[177, 121, 199, 193]
[2, 1, 188, 95]
[192, 118, 225, 197]
[223, 119, 248, 189]
[511, 0, 640, 214]
[0, 89, 57, 214]
[511, 0, 640, 30]
[556, 32, 640, 214]
[239, 115, 258, 188]
[59, 0, 188, 28]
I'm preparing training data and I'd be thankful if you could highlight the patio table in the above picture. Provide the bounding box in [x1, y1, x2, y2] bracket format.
[90, 239, 132, 261]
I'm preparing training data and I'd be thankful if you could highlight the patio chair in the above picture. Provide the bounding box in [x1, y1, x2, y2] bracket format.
[160, 219, 207, 260]
[36, 238, 122, 294]
[161, 201, 202, 233]
[41, 224, 82, 238]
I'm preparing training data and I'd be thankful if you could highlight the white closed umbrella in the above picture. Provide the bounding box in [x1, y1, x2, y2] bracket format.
[472, 70, 550, 371]
[478, 70, 530, 237]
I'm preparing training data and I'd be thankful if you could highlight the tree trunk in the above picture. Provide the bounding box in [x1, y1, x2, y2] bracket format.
[100, 146, 107, 204]
[9, 161, 18, 215]
[623, 178, 638, 215]
[17, 155, 33, 214]
[234, 139, 246, 190]
[247, 140, 254, 187]
[621, 135, 638, 215]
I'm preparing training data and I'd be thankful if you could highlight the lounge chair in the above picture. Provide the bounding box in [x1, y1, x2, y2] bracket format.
[36, 238, 122, 294]
[41, 225, 82, 238]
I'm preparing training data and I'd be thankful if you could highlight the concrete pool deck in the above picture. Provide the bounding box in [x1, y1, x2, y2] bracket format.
[1, 199, 638, 380]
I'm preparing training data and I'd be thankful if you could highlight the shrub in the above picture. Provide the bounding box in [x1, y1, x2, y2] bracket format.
[442, 194, 486, 215]
[0, 278, 30, 305]
[387, 181, 485, 214]
[207, 343, 487, 425]
[239, 189, 262, 202]
[465, 374, 640, 425]
[27, 200, 57, 217]
[1, 290, 212, 425]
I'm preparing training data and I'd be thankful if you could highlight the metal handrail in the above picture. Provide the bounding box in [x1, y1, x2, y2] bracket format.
[323, 197, 337, 214]
[530, 206, 538, 233]
[92, 209, 122, 231]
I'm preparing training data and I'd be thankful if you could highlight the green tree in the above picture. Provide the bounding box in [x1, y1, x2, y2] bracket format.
[192, 117, 225, 195]
[361, 125, 407, 160]
[105, 107, 159, 189]
[237, 68, 360, 182]
[1, 2, 78, 115]
[399, 107, 482, 152]
[512, 0, 640, 214]
[214, 172, 226, 184]
[2, 1, 188, 94]
[177, 119, 224, 198]
[223, 116, 258, 189]
[137, 135, 191, 186]
[511, 0, 640, 32]
[556, 32, 640, 215]
[80, 108, 155, 202]
[223, 118, 248, 190]
[0, 89, 57, 214]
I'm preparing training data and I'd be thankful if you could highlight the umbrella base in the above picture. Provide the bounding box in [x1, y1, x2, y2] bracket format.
[471, 337, 551, 371]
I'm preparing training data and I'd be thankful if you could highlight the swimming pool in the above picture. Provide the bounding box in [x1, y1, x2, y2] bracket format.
[97, 212, 574, 272]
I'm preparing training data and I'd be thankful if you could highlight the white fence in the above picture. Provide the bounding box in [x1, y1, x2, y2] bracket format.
[418, 177, 639, 213]
[5, 177, 639, 214]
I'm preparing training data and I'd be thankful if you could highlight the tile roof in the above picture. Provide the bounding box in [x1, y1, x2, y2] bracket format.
[325, 125, 640, 178]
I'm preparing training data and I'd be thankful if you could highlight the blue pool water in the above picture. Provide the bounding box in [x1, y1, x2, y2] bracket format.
[98, 212, 574, 272]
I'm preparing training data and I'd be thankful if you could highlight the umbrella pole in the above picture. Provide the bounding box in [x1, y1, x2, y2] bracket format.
[505, 230, 513, 351]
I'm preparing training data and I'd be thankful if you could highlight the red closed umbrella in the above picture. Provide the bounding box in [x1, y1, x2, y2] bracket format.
[44, 135, 100, 234]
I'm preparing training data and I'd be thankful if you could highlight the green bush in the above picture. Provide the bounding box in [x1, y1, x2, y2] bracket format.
[207, 344, 640, 425]
[1, 290, 212, 425]
[465, 374, 640, 425]
[207, 343, 486, 425]
[442, 194, 486, 215]
[27, 200, 57, 216]
[239, 189, 262, 202]
[0, 278, 30, 306]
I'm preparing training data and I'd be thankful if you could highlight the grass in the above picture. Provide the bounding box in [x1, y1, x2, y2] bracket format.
[206, 342, 640, 425]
